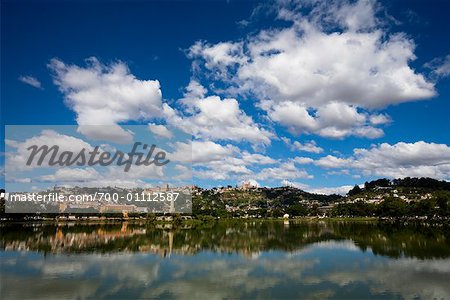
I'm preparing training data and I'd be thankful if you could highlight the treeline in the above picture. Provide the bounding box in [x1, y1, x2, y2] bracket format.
[349, 177, 450, 195]
[332, 193, 450, 218]
[392, 177, 450, 190]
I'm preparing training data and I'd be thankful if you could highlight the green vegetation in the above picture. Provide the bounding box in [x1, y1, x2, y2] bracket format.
[192, 186, 340, 218]
[335, 177, 450, 218]
[1, 177, 449, 220]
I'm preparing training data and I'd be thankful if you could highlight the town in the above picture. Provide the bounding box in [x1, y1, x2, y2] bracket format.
[1, 177, 449, 221]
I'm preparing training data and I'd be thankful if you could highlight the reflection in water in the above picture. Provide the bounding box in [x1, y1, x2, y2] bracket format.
[1, 220, 449, 299]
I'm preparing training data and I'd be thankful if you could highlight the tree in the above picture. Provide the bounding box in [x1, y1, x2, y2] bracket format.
[378, 197, 406, 217]
[348, 185, 362, 196]
[435, 192, 450, 216]
[287, 204, 308, 216]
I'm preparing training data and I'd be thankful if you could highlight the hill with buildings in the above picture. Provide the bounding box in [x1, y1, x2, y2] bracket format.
[1, 177, 449, 219]
[192, 185, 342, 218]
[193, 177, 450, 219]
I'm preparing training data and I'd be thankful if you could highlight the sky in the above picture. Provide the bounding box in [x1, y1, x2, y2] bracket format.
[1, 0, 450, 194]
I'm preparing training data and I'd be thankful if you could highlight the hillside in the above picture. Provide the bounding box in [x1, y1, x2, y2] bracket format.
[1, 177, 449, 219]
[193, 177, 450, 218]
[192, 186, 342, 218]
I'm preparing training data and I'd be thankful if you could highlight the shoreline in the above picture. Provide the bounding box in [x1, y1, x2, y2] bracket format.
[1, 216, 448, 227]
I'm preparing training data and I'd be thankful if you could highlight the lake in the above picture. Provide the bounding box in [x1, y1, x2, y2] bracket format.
[1, 220, 449, 299]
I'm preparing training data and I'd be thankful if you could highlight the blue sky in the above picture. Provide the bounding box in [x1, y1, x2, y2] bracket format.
[1, 0, 450, 194]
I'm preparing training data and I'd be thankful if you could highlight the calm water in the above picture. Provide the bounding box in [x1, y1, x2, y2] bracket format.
[1, 220, 449, 299]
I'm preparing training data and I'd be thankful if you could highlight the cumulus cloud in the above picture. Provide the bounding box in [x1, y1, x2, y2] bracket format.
[5, 129, 95, 172]
[425, 54, 450, 79]
[268, 102, 385, 138]
[192, 153, 307, 182]
[5, 129, 170, 189]
[191, 143, 278, 180]
[369, 114, 391, 125]
[77, 124, 135, 144]
[18, 75, 43, 89]
[312, 141, 450, 179]
[170, 139, 311, 182]
[279, 179, 353, 195]
[293, 157, 315, 164]
[148, 123, 173, 139]
[48, 57, 163, 142]
[281, 179, 310, 190]
[195, 164, 253, 181]
[40, 168, 100, 182]
[189, 0, 435, 139]
[306, 185, 354, 195]
[188, 41, 246, 80]
[314, 155, 352, 168]
[282, 137, 323, 153]
[170, 140, 237, 164]
[164, 80, 273, 145]
[254, 161, 313, 181]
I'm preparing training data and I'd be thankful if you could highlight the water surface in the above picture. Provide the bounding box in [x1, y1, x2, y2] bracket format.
[1, 220, 449, 299]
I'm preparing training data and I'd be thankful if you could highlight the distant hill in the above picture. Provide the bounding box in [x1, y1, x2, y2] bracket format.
[348, 177, 450, 197]
[192, 185, 342, 218]
[1, 178, 448, 219]
[193, 177, 449, 218]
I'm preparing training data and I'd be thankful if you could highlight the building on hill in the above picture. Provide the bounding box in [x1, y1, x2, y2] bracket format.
[240, 180, 258, 190]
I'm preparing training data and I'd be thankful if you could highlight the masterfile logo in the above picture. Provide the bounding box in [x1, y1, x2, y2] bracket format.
[4, 125, 193, 214]
[25, 142, 170, 172]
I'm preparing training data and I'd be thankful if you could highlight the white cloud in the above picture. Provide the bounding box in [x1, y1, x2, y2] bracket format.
[40, 168, 100, 182]
[173, 164, 192, 180]
[165, 83, 273, 145]
[9, 178, 32, 183]
[184, 79, 207, 98]
[265, 101, 385, 139]
[191, 141, 238, 164]
[281, 179, 310, 190]
[18, 75, 42, 89]
[425, 54, 450, 78]
[48, 57, 163, 142]
[254, 162, 312, 180]
[189, 0, 435, 139]
[185, 145, 313, 182]
[280, 179, 352, 195]
[37, 167, 164, 189]
[240, 151, 278, 165]
[192, 145, 277, 180]
[188, 41, 246, 74]
[148, 123, 173, 139]
[77, 125, 135, 144]
[238, 2, 435, 108]
[104, 164, 164, 180]
[296, 141, 324, 154]
[293, 157, 315, 165]
[329, 0, 379, 31]
[6, 129, 95, 171]
[171, 140, 237, 164]
[306, 185, 354, 195]
[282, 137, 323, 153]
[369, 114, 391, 125]
[313, 141, 450, 179]
[195, 165, 252, 181]
[315, 155, 352, 168]
[5, 129, 169, 189]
